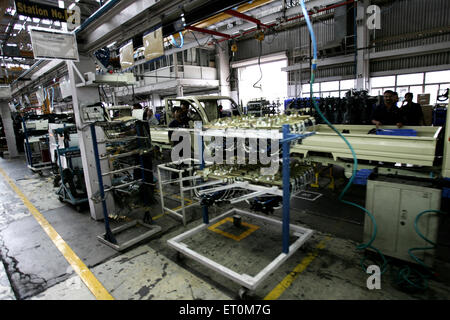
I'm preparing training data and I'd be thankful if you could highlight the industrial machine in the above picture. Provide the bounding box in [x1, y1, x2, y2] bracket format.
[245, 98, 281, 117]
[364, 175, 441, 265]
[285, 90, 378, 125]
[22, 114, 72, 173]
[245, 98, 270, 116]
[53, 125, 88, 211]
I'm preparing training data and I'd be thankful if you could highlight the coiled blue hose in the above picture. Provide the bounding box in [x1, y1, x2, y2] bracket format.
[396, 209, 445, 290]
[299, 0, 387, 273]
[170, 32, 184, 48]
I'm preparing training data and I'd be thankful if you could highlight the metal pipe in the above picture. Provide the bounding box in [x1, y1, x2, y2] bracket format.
[74, 0, 122, 35]
[215, 0, 355, 44]
[186, 25, 232, 39]
[193, 0, 275, 29]
[224, 9, 270, 28]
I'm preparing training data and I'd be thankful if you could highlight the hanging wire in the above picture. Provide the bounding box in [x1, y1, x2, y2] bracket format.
[189, 31, 214, 49]
[253, 40, 263, 89]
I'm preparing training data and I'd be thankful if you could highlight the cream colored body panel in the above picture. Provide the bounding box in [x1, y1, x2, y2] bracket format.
[292, 125, 442, 167]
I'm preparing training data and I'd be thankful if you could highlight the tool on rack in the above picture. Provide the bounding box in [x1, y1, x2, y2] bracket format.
[90, 118, 161, 251]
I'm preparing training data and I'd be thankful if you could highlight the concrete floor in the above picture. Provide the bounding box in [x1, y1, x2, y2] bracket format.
[1, 155, 450, 300]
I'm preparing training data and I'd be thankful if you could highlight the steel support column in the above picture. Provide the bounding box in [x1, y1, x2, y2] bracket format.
[66, 55, 115, 220]
[356, 0, 370, 90]
[217, 44, 231, 98]
[0, 93, 19, 158]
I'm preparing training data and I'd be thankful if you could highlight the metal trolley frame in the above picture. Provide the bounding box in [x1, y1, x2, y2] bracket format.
[167, 122, 316, 296]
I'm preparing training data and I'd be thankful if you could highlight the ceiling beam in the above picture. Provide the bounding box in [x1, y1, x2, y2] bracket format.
[185, 25, 232, 39]
[223, 9, 270, 28]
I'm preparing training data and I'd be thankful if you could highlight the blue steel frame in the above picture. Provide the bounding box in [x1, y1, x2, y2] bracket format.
[198, 123, 315, 254]
[90, 124, 117, 244]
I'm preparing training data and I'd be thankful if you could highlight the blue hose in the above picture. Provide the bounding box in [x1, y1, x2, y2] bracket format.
[51, 86, 54, 112]
[396, 210, 445, 291]
[170, 32, 184, 48]
[299, 0, 387, 273]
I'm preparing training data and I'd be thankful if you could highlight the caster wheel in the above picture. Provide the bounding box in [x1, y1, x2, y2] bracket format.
[238, 287, 249, 300]
[75, 205, 82, 212]
[58, 196, 64, 202]
[175, 252, 185, 262]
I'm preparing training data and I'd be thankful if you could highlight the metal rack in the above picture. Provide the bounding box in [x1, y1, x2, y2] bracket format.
[90, 119, 161, 251]
[167, 121, 316, 296]
[157, 158, 201, 226]
[22, 118, 52, 173]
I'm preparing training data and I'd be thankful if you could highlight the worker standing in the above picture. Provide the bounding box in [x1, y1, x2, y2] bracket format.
[144, 108, 159, 126]
[371, 90, 403, 128]
[401, 92, 424, 126]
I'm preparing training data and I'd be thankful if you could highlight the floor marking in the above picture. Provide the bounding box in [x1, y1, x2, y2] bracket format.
[0, 167, 114, 300]
[264, 236, 332, 300]
[208, 217, 259, 241]
[153, 189, 194, 221]
[293, 191, 323, 202]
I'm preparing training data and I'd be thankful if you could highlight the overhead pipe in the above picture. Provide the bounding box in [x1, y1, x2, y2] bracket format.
[186, 25, 232, 39]
[214, 0, 356, 44]
[74, 0, 122, 35]
[193, 0, 276, 29]
[224, 9, 270, 28]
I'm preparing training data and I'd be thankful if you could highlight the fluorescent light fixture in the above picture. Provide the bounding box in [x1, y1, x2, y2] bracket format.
[107, 41, 117, 48]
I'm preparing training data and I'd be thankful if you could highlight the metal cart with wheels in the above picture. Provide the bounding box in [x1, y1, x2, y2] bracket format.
[53, 126, 88, 211]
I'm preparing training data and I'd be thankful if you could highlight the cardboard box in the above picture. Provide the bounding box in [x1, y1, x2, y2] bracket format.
[418, 94, 431, 105]
[421, 105, 433, 126]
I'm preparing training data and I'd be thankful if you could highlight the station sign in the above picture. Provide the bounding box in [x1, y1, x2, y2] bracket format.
[15, 0, 72, 23]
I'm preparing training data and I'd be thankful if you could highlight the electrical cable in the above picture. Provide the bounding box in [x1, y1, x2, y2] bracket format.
[299, 0, 387, 274]
[190, 31, 213, 49]
[253, 40, 263, 89]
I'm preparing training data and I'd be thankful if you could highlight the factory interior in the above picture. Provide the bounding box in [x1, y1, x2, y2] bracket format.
[0, 0, 450, 306]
